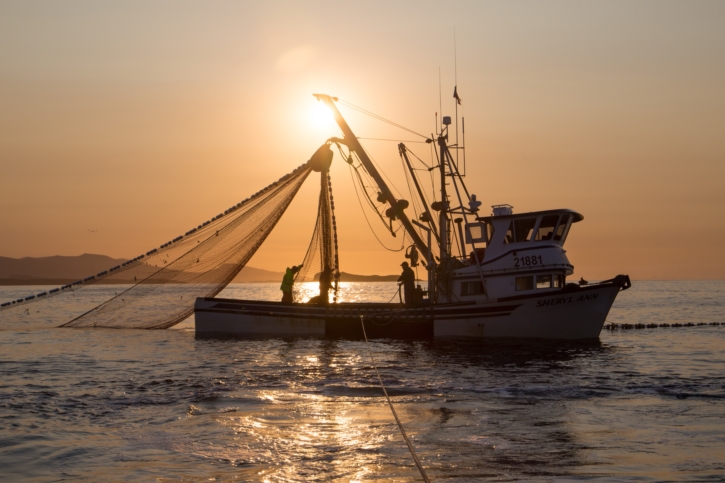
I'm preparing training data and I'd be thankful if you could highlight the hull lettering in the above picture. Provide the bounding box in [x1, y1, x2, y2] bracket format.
[537, 292, 599, 307]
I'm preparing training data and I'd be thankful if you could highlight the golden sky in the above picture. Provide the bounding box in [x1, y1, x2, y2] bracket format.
[1, 1, 724, 279]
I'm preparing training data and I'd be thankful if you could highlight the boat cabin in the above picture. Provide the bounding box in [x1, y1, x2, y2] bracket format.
[452, 206, 584, 301]
[467, 205, 583, 258]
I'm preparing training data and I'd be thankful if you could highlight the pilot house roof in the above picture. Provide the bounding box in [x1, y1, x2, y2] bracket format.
[476, 208, 584, 224]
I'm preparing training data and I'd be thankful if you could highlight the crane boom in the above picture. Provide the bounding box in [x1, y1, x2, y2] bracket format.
[313, 94, 431, 263]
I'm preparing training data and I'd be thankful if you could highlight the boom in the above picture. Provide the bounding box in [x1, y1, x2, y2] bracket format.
[314, 94, 431, 263]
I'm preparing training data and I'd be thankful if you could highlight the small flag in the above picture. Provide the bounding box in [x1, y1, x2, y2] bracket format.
[453, 86, 462, 105]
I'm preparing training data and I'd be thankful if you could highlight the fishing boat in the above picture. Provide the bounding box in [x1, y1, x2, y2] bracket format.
[194, 94, 630, 339]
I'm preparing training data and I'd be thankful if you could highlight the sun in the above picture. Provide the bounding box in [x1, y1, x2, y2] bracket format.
[308, 100, 336, 133]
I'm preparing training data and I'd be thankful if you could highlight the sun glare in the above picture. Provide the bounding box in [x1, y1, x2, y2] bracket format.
[308, 101, 336, 132]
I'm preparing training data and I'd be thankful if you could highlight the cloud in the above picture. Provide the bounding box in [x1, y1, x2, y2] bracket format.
[276, 46, 316, 72]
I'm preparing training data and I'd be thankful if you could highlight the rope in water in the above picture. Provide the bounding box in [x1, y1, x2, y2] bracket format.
[359, 315, 431, 483]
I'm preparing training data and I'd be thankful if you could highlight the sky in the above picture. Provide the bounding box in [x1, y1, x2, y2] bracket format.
[1, 0, 724, 279]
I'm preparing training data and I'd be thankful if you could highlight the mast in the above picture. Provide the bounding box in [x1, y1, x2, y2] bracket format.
[313, 94, 431, 263]
[437, 130, 450, 259]
[398, 143, 440, 244]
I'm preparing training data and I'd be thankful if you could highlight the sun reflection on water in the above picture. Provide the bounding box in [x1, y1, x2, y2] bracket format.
[210, 341, 413, 481]
[294, 281, 402, 305]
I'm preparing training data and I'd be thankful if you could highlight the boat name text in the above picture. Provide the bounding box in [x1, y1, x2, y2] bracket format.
[536, 293, 599, 307]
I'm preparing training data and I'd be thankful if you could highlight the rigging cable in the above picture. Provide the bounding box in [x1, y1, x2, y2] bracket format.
[338, 99, 430, 140]
[351, 162, 393, 232]
[348, 164, 404, 252]
[359, 315, 431, 483]
[400, 153, 424, 228]
[406, 147, 434, 170]
[347, 149, 407, 237]
[336, 142, 405, 238]
[404, 147, 440, 236]
[357, 137, 428, 144]
[353, 142, 406, 201]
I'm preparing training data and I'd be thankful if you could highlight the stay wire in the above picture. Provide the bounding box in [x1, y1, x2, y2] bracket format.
[348, 164, 404, 252]
[400, 154, 423, 226]
[406, 147, 433, 170]
[358, 137, 428, 144]
[338, 99, 430, 140]
[354, 141, 405, 201]
[351, 162, 391, 232]
[359, 315, 431, 483]
[348, 149, 407, 238]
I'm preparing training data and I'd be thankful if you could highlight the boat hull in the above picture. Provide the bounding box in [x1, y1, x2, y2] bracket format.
[194, 279, 628, 340]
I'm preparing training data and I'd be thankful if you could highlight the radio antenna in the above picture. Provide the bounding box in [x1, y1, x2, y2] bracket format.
[438, 66, 442, 134]
[454, 28, 459, 169]
[454, 27, 458, 86]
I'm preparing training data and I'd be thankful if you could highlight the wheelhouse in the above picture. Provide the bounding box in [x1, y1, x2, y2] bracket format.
[466, 206, 583, 261]
[451, 206, 586, 300]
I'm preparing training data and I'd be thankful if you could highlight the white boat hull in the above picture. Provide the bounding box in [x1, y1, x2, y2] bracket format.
[194, 279, 628, 340]
[433, 284, 620, 339]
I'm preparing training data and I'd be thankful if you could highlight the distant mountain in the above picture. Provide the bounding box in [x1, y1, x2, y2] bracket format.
[0, 254, 398, 285]
[0, 254, 127, 284]
[232, 266, 284, 283]
[339, 272, 398, 282]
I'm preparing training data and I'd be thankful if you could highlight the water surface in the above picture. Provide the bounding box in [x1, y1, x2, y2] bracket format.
[1, 281, 724, 482]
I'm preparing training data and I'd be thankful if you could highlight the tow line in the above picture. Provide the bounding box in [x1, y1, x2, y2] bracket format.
[359, 315, 431, 483]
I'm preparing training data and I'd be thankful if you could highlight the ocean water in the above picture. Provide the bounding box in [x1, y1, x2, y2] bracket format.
[1, 281, 724, 482]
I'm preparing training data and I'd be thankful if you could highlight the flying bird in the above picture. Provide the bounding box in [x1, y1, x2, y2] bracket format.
[88, 229, 98, 233]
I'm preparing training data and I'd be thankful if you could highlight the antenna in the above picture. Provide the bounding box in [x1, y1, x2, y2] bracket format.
[462, 116, 466, 176]
[452, 28, 466, 177]
[438, 67, 443, 134]
[454, 27, 458, 85]
[454, 28, 459, 170]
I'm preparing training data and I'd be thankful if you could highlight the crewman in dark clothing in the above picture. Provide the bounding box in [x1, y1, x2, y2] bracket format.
[308, 264, 332, 305]
[398, 261, 416, 306]
[280, 264, 302, 304]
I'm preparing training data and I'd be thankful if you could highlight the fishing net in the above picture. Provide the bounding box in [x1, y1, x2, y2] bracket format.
[0, 163, 312, 330]
[294, 151, 340, 304]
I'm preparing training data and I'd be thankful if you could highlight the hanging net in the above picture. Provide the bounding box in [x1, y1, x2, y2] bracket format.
[293, 168, 340, 304]
[0, 163, 312, 330]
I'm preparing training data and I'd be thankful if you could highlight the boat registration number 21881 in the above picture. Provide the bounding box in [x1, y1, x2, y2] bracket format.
[514, 255, 543, 267]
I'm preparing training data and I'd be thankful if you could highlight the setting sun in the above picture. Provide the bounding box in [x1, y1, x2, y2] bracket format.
[308, 100, 336, 133]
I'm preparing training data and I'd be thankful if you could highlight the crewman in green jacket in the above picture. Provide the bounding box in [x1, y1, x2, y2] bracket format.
[280, 264, 302, 304]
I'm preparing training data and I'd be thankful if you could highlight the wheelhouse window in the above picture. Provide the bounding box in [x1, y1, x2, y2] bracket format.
[505, 223, 514, 244]
[465, 222, 492, 245]
[504, 218, 537, 243]
[466, 224, 485, 242]
[535, 215, 559, 241]
[554, 215, 572, 242]
[515, 276, 533, 291]
[536, 274, 552, 289]
[514, 218, 536, 242]
[461, 281, 485, 296]
[553, 274, 562, 288]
